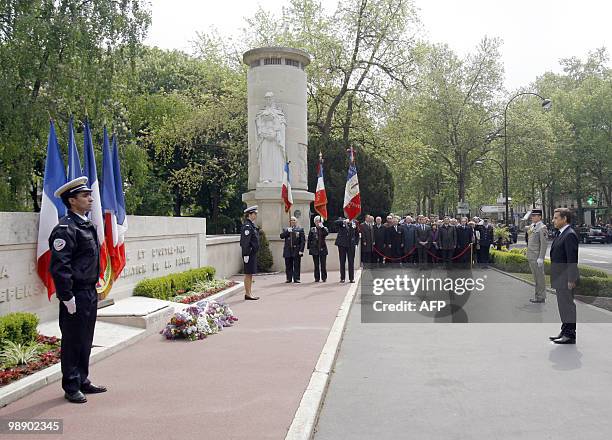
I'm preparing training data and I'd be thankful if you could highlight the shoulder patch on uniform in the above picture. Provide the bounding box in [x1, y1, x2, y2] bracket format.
[244, 229, 250, 236]
[59, 225, 68, 228]
[53, 238, 66, 251]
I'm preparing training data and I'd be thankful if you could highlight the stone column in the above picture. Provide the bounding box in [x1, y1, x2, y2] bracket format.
[242, 47, 314, 269]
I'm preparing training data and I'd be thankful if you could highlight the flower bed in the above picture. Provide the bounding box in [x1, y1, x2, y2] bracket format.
[169, 279, 237, 304]
[160, 300, 238, 341]
[0, 335, 61, 387]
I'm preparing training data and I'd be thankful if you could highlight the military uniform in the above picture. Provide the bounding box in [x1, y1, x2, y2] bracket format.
[240, 217, 260, 274]
[526, 215, 548, 301]
[307, 224, 329, 282]
[49, 176, 106, 403]
[335, 218, 360, 282]
[280, 224, 305, 282]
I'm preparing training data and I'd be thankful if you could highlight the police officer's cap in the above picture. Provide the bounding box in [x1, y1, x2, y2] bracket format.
[244, 205, 258, 214]
[531, 209, 543, 216]
[54, 176, 93, 198]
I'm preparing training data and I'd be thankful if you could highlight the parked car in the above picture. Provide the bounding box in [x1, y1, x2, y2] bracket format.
[581, 228, 607, 244]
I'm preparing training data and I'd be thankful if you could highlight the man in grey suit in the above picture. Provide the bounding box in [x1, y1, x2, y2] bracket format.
[526, 209, 548, 303]
[549, 208, 579, 344]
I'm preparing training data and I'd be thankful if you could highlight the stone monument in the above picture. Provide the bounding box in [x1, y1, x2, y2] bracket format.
[242, 47, 314, 244]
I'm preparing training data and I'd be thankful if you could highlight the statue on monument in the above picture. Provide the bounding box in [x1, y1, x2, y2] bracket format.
[255, 92, 287, 183]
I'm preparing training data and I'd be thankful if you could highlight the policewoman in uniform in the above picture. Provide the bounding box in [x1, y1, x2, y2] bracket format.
[241, 206, 260, 300]
[49, 176, 107, 404]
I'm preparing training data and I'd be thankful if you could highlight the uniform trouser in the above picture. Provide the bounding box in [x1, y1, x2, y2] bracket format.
[361, 251, 372, 267]
[312, 254, 327, 281]
[478, 244, 491, 265]
[338, 246, 355, 281]
[285, 256, 301, 281]
[555, 286, 576, 337]
[59, 287, 97, 394]
[528, 259, 547, 299]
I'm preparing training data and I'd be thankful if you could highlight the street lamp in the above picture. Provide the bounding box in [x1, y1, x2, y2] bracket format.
[503, 92, 551, 226]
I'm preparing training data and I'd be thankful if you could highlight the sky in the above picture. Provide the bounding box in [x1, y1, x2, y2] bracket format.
[144, 0, 611, 90]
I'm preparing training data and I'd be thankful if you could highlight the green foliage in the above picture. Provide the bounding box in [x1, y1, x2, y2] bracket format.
[257, 231, 274, 273]
[0, 341, 42, 367]
[494, 226, 510, 241]
[133, 267, 216, 300]
[0, 312, 40, 350]
[575, 277, 612, 297]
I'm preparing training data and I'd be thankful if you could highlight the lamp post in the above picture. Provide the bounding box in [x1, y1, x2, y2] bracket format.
[475, 158, 506, 221]
[503, 93, 552, 226]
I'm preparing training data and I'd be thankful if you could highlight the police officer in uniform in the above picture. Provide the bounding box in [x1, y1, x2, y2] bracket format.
[280, 216, 306, 283]
[526, 209, 548, 303]
[49, 176, 106, 404]
[240, 206, 260, 300]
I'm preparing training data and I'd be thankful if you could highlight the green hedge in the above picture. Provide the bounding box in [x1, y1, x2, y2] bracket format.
[0, 312, 39, 350]
[133, 266, 216, 300]
[574, 277, 612, 298]
[491, 249, 609, 278]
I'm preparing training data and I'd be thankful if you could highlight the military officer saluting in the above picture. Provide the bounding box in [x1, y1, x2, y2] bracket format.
[526, 209, 548, 303]
[49, 176, 107, 404]
[280, 216, 306, 283]
[241, 206, 260, 300]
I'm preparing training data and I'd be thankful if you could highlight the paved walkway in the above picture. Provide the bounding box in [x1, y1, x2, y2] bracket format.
[315, 269, 612, 440]
[0, 271, 350, 440]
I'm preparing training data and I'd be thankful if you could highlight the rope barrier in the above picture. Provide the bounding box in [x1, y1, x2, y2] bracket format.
[371, 244, 472, 262]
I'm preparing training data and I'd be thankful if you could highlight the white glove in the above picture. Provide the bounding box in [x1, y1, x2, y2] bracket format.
[63, 297, 76, 315]
[537, 258, 543, 267]
[243, 256, 250, 263]
[287, 227, 293, 232]
[299, 252, 304, 257]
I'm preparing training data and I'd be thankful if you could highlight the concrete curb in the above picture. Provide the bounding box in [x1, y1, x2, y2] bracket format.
[490, 266, 612, 317]
[284, 270, 362, 440]
[0, 282, 245, 408]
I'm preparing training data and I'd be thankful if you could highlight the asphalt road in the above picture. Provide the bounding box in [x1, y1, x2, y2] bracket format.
[513, 237, 612, 274]
[315, 269, 612, 440]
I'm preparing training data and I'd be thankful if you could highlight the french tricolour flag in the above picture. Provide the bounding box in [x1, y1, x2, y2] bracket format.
[37, 121, 67, 300]
[83, 120, 112, 293]
[111, 135, 127, 279]
[314, 154, 328, 220]
[101, 129, 128, 288]
[343, 147, 361, 221]
[282, 161, 293, 213]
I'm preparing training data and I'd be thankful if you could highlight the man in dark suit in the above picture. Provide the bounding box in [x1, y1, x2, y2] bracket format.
[280, 216, 306, 283]
[455, 217, 473, 268]
[335, 217, 360, 282]
[384, 216, 403, 266]
[437, 216, 457, 269]
[401, 216, 417, 266]
[373, 216, 386, 266]
[549, 208, 579, 344]
[307, 215, 329, 282]
[415, 215, 432, 269]
[359, 215, 375, 267]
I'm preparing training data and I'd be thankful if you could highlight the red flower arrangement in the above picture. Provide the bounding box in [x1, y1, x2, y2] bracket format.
[0, 334, 62, 387]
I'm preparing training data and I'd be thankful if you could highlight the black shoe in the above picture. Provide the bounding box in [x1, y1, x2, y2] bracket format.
[244, 295, 260, 300]
[81, 384, 107, 394]
[285, 280, 292, 283]
[322, 279, 327, 282]
[294, 280, 301, 283]
[340, 279, 345, 283]
[314, 280, 320, 283]
[530, 298, 546, 303]
[349, 280, 355, 283]
[553, 335, 576, 344]
[64, 391, 87, 403]
[549, 332, 563, 341]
